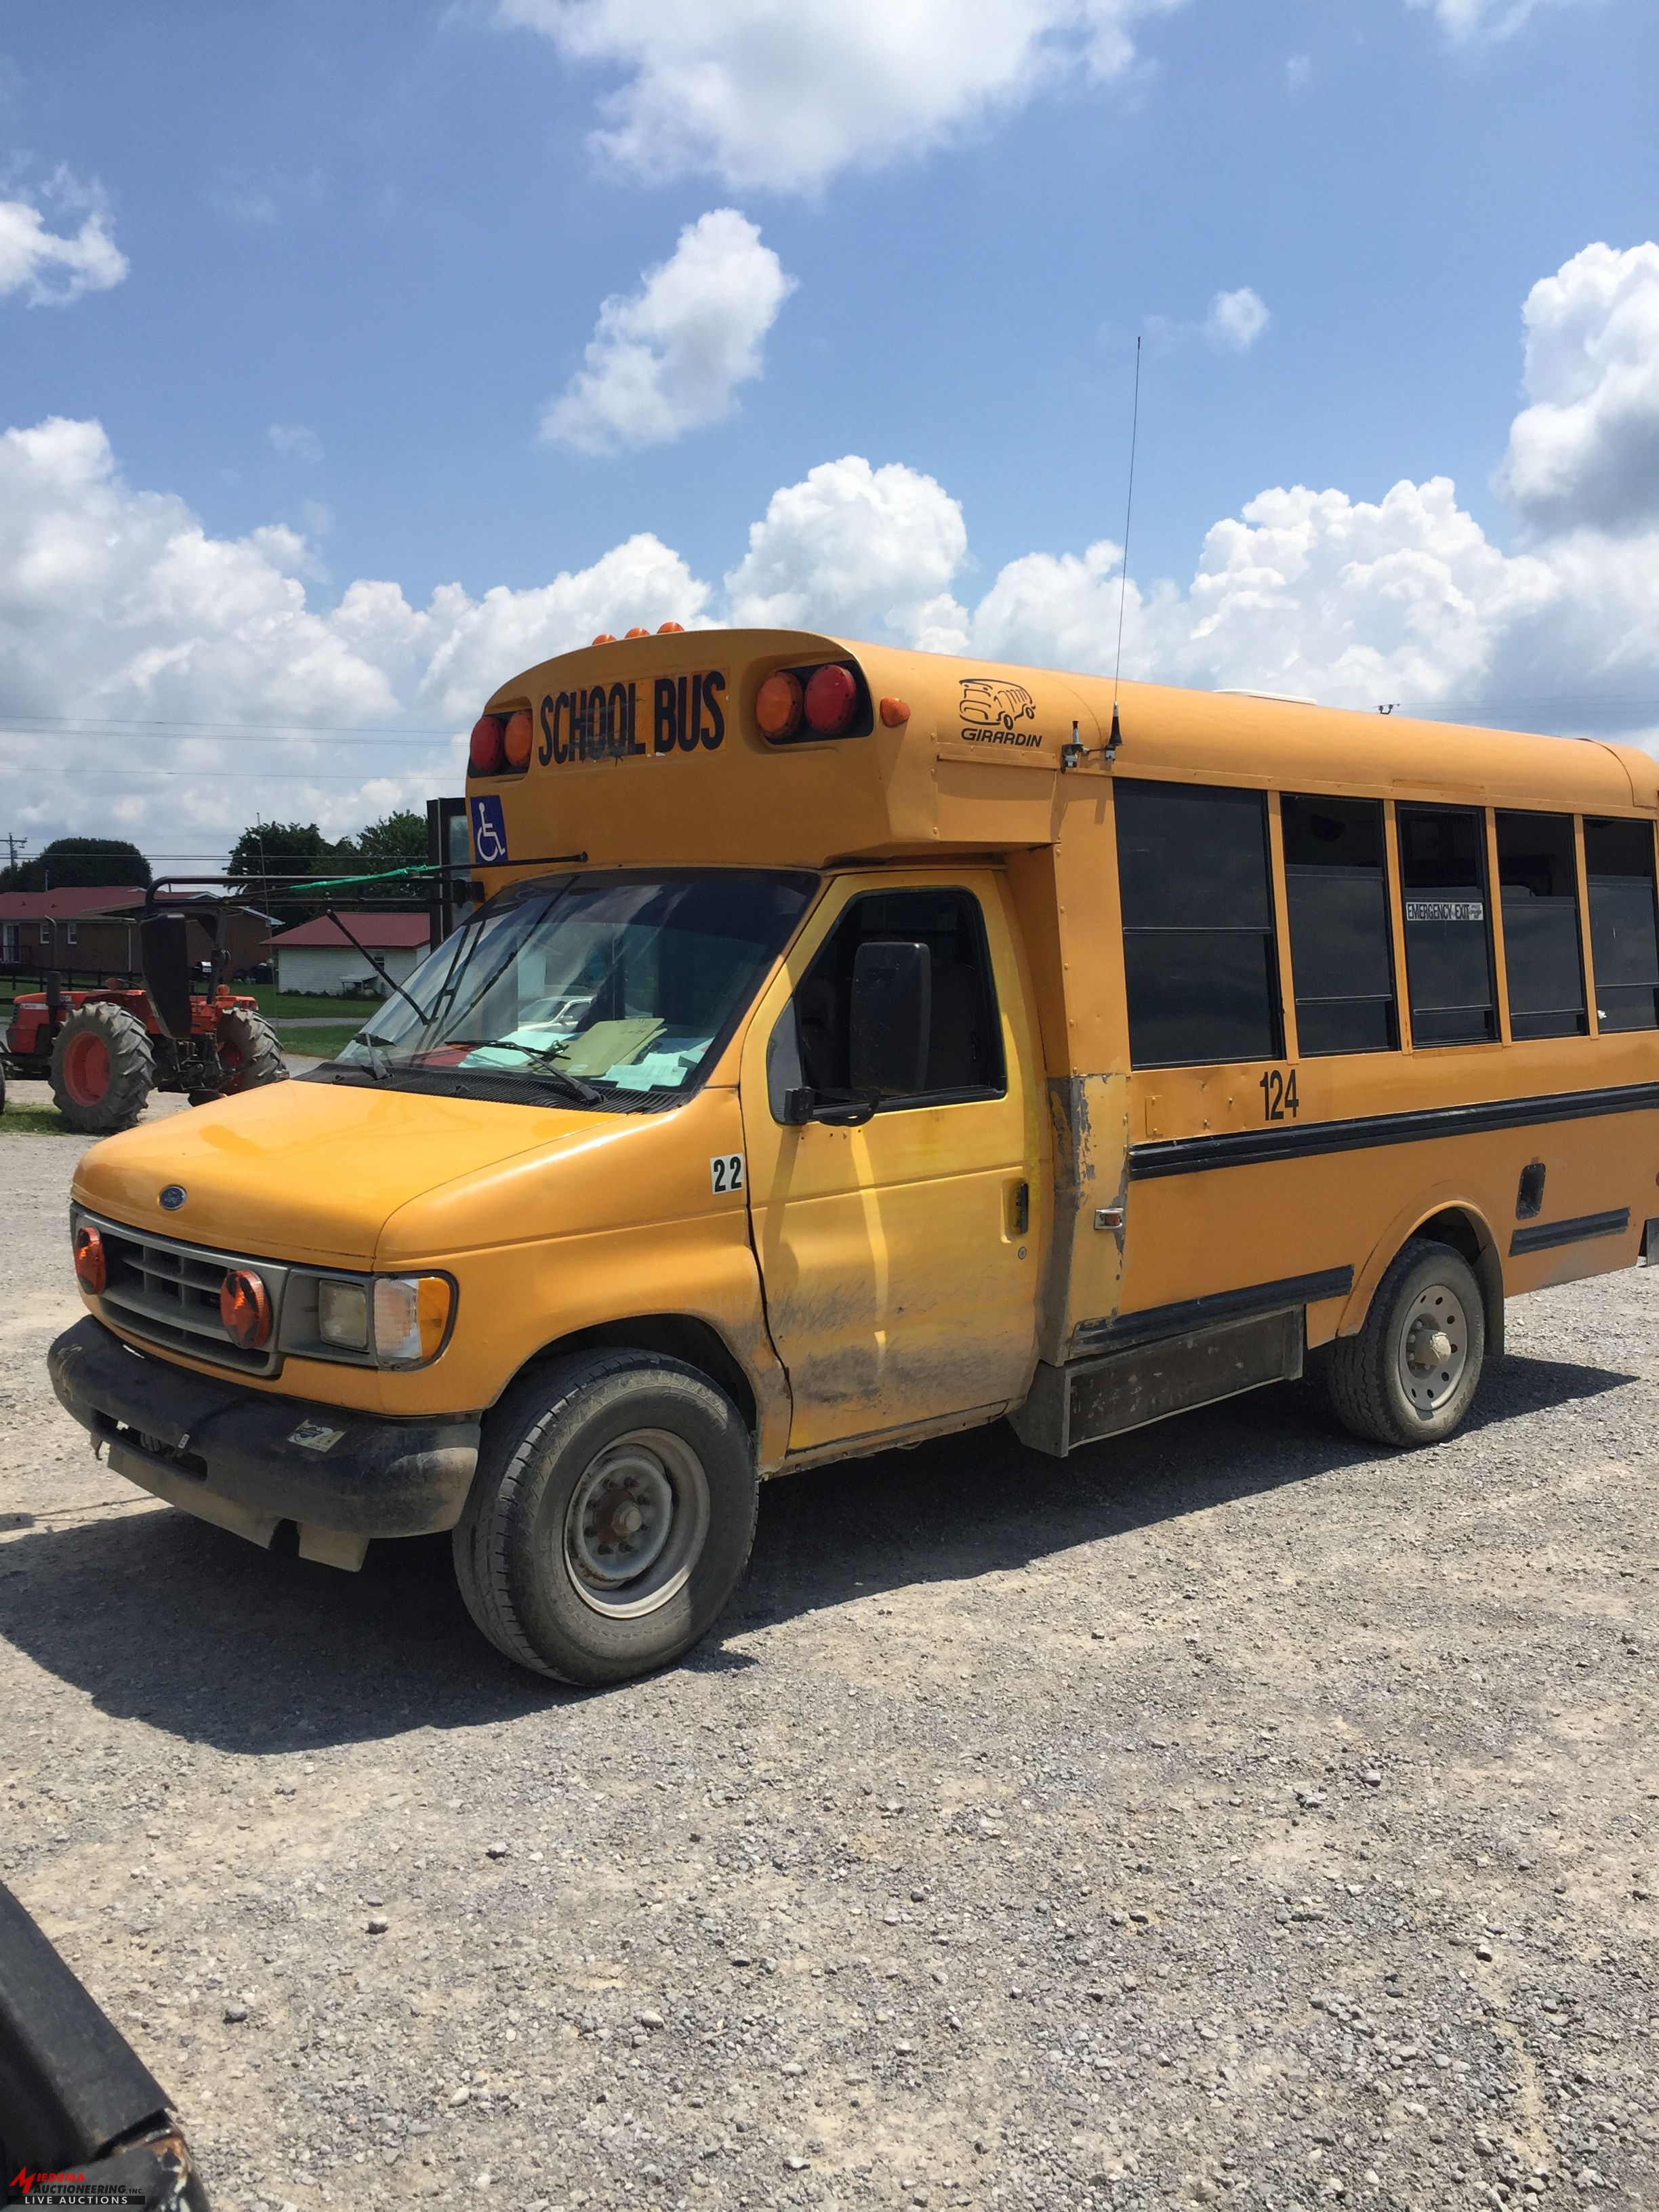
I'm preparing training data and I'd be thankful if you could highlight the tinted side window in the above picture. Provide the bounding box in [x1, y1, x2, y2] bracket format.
[1282, 796, 1397, 1056]
[1496, 811, 1586, 1040]
[1397, 804, 1496, 1046]
[1115, 780, 1281, 1067]
[769, 886, 1004, 1116]
[1584, 817, 1659, 1033]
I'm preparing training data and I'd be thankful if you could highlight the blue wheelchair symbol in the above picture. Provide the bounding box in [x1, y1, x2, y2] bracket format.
[469, 794, 510, 866]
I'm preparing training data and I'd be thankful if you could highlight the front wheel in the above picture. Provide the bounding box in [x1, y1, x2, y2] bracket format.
[49, 1003, 155, 1133]
[453, 1351, 758, 1685]
[1320, 1237, 1486, 1448]
[207, 1006, 289, 1098]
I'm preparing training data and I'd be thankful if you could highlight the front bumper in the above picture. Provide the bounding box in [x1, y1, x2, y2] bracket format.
[48, 1315, 479, 1570]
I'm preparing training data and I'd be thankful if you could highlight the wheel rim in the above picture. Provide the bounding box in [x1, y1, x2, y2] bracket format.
[218, 1037, 245, 1091]
[62, 1031, 110, 1105]
[562, 1428, 710, 1620]
[1395, 1280, 1469, 1416]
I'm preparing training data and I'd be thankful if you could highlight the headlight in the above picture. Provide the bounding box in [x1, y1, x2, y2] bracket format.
[317, 1279, 369, 1351]
[285, 1271, 454, 1368]
[371, 1275, 454, 1368]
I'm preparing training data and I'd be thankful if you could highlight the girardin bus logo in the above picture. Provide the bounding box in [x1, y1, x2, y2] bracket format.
[957, 678, 1044, 749]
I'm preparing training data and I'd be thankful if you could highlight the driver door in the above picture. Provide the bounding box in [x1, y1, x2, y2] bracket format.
[738, 870, 1042, 1454]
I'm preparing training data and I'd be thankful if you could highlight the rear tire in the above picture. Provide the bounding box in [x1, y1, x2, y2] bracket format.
[49, 1004, 155, 1134]
[453, 1351, 758, 1685]
[1321, 1237, 1485, 1448]
[209, 1007, 288, 1097]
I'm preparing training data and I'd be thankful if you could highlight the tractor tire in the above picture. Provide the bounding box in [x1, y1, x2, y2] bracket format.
[207, 1007, 289, 1100]
[49, 1003, 155, 1134]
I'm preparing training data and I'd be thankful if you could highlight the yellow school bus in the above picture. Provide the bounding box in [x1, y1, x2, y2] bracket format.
[49, 626, 1659, 1682]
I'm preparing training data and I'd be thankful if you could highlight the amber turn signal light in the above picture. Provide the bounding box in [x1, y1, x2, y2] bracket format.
[73, 1223, 106, 1296]
[624, 626, 651, 639]
[502, 709, 533, 770]
[880, 697, 911, 726]
[220, 1268, 272, 1352]
[657, 621, 685, 634]
[756, 670, 803, 739]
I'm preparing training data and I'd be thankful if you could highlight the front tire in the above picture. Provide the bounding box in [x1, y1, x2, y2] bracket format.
[1321, 1237, 1485, 1448]
[49, 1004, 155, 1133]
[209, 1007, 289, 1097]
[453, 1351, 758, 1685]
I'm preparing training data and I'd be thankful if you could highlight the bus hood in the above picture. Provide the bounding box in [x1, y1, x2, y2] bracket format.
[70, 1078, 645, 1269]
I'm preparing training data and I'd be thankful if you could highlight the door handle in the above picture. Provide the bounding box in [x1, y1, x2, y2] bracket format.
[1012, 1180, 1030, 1235]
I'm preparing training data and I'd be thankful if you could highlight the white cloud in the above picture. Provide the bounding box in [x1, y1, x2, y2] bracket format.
[725, 455, 969, 649]
[0, 417, 707, 854]
[1406, 0, 1591, 37]
[7, 239, 1659, 859]
[543, 209, 792, 455]
[1496, 242, 1659, 537]
[1205, 286, 1269, 353]
[0, 171, 127, 307]
[495, 0, 1183, 193]
[268, 422, 325, 464]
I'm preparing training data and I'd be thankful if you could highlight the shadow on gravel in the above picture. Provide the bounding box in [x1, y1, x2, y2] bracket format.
[0, 1347, 1629, 1755]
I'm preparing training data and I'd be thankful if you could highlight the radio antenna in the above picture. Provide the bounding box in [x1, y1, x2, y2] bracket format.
[1108, 334, 1143, 759]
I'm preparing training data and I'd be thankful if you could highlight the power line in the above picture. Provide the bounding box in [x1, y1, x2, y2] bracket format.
[0, 712, 465, 735]
[2, 768, 443, 782]
[0, 731, 459, 749]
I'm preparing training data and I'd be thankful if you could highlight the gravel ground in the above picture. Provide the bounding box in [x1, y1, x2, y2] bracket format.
[1, 1078, 1654, 2212]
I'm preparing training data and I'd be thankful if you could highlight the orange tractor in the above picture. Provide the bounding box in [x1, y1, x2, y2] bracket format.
[2, 894, 287, 1133]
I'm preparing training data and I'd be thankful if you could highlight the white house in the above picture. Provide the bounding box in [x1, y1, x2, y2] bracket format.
[271, 912, 432, 997]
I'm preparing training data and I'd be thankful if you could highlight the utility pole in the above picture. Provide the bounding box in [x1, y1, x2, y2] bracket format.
[3, 832, 28, 875]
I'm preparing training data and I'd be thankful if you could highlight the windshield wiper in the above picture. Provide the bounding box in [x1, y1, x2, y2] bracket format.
[449, 1039, 605, 1105]
[521, 1064, 603, 1105]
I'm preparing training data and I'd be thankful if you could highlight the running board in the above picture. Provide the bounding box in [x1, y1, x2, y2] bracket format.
[1010, 1306, 1304, 1459]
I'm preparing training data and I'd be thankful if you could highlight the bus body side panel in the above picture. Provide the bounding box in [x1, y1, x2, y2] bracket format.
[1048, 769, 1659, 1359]
[1115, 1075, 1656, 1350]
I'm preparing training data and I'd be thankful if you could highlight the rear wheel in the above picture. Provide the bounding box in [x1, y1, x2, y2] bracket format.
[453, 1350, 758, 1685]
[1321, 1237, 1485, 1448]
[201, 1007, 288, 1101]
[49, 1004, 155, 1134]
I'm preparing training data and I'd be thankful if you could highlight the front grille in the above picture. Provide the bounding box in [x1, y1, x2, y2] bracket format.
[87, 1213, 289, 1376]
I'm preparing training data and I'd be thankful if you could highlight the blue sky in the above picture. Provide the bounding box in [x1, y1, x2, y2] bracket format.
[1, 0, 1657, 858]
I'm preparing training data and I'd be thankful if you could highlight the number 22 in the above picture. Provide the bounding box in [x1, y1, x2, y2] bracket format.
[710, 1153, 745, 1194]
[1259, 1067, 1299, 1122]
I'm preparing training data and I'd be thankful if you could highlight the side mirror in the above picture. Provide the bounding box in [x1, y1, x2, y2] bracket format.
[849, 939, 930, 1098]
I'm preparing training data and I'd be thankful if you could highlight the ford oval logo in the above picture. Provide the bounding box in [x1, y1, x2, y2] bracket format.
[159, 1185, 187, 1212]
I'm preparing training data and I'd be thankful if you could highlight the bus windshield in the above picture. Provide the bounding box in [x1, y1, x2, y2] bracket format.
[332, 869, 816, 1106]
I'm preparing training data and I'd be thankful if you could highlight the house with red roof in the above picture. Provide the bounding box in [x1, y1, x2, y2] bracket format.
[0, 886, 272, 982]
[271, 912, 432, 996]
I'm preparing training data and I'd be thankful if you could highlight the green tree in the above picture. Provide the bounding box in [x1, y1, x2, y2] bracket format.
[354, 810, 428, 903]
[227, 821, 343, 928]
[0, 836, 152, 893]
